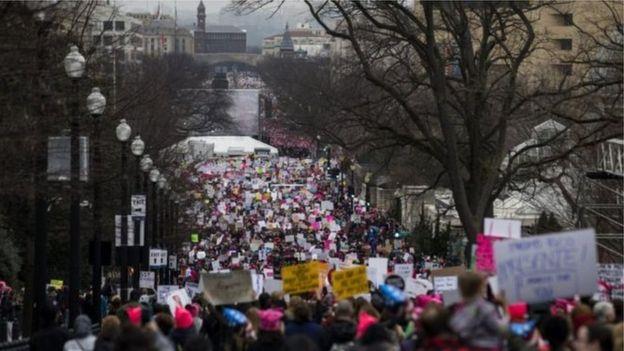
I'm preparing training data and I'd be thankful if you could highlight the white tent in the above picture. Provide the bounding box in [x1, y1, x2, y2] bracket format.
[177, 136, 278, 158]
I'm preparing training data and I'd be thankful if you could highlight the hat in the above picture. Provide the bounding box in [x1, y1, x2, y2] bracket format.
[223, 308, 248, 327]
[258, 308, 283, 331]
[175, 307, 194, 329]
[379, 284, 406, 306]
[356, 311, 378, 339]
[126, 306, 142, 326]
[508, 302, 528, 322]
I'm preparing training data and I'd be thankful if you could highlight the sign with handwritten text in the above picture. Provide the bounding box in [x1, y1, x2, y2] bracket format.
[282, 261, 324, 294]
[200, 270, 255, 305]
[494, 229, 597, 304]
[332, 266, 369, 300]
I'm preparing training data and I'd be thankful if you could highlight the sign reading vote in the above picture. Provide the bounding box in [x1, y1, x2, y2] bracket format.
[494, 229, 598, 304]
[282, 261, 324, 295]
[332, 266, 369, 300]
[201, 270, 255, 305]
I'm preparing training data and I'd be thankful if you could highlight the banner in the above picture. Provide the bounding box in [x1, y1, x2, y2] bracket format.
[494, 229, 598, 303]
[367, 257, 388, 287]
[598, 264, 624, 300]
[282, 261, 324, 294]
[332, 266, 369, 300]
[201, 270, 255, 305]
[139, 271, 155, 289]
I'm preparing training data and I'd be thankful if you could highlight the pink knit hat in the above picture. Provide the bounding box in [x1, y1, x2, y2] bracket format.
[175, 307, 194, 329]
[356, 311, 378, 339]
[258, 308, 283, 331]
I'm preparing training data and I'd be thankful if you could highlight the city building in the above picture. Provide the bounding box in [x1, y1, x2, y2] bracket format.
[262, 23, 332, 58]
[194, 1, 247, 53]
[138, 18, 194, 56]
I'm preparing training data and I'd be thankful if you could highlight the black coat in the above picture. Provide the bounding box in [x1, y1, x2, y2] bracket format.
[29, 326, 69, 351]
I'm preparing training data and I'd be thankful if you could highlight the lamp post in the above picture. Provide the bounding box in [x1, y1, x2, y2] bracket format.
[149, 168, 160, 248]
[349, 164, 356, 215]
[64, 45, 85, 323]
[140, 155, 153, 270]
[115, 119, 132, 301]
[157, 175, 167, 283]
[87, 87, 105, 322]
[129, 135, 145, 289]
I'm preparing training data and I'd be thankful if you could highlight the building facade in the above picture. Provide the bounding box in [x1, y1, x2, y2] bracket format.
[194, 1, 246, 53]
[139, 19, 194, 56]
[262, 23, 332, 58]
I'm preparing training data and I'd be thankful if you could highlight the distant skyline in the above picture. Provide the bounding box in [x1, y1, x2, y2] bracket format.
[116, 0, 314, 47]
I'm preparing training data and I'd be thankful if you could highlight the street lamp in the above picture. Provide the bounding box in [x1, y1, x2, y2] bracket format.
[140, 155, 153, 272]
[129, 135, 145, 289]
[116, 119, 131, 302]
[87, 87, 105, 323]
[157, 174, 167, 283]
[65, 45, 85, 323]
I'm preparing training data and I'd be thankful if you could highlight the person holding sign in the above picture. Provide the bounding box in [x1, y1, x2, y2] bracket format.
[449, 271, 508, 350]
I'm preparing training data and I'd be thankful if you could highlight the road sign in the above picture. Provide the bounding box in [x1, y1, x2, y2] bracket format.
[131, 195, 146, 217]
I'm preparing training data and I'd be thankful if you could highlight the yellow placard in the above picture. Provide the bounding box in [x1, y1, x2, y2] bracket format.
[50, 279, 63, 290]
[282, 261, 323, 295]
[332, 266, 369, 300]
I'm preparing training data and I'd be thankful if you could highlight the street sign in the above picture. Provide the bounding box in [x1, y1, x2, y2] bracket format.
[169, 255, 177, 270]
[131, 195, 146, 217]
[149, 249, 162, 267]
[139, 271, 155, 289]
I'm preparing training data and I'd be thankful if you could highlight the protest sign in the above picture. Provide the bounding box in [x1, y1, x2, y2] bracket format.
[321, 201, 334, 212]
[332, 266, 369, 300]
[166, 289, 191, 315]
[494, 229, 598, 304]
[433, 276, 458, 292]
[139, 271, 155, 289]
[191, 233, 199, 243]
[285, 235, 294, 243]
[50, 279, 63, 290]
[264, 278, 283, 294]
[157, 285, 178, 303]
[367, 258, 388, 287]
[282, 262, 323, 294]
[201, 270, 255, 305]
[404, 278, 432, 298]
[185, 282, 201, 298]
[483, 218, 521, 239]
[475, 234, 504, 274]
[394, 263, 413, 279]
[597, 264, 624, 300]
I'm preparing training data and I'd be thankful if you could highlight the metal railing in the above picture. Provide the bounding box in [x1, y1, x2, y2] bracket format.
[0, 324, 99, 351]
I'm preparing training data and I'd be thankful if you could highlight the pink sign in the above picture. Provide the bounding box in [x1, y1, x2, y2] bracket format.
[475, 234, 504, 274]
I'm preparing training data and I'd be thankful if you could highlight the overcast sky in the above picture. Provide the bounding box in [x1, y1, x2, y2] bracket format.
[116, 0, 313, 46]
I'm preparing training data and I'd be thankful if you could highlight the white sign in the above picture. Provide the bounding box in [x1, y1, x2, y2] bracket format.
[185, 282, 201, 298]
[157, 285, 178, 304]
[394, 264, 414, 279]
[483, 218, 522, 239]
[433, 276, 458, 292]
[264, 278, 283, 294]
[321, 201, 334, 212]
[367, 258, 388, 287]
[131, 195, 146, 217]
[166, 288, 191, 315]
[149, 249, 162, 267]
[169, 255, 177, 270]
[494, 229, 598, 304]
[159, 250, 168, 266]
[139, 271, 155, 289]
[404, 278, 433, 298]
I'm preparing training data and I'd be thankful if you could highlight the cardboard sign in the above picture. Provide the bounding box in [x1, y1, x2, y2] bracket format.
[282, 262, 324, 294]
[494, 229, 598, 304]
[185, 282, 201, 298]
[394, 263, 414, 279]
[157, 285, 178, 304]
[201, 270, 255, 305]
[332, 266, 369, 300]
[191, 233, 199, 243]
[50, 279, 63, 290]
[475, 234, 504, 274]
[139, 271, 155, 289]
[166, 288, 191, 315]
[405, 278, 432, 298]
[483, 218, 521, 239]
[433, 276, 458, 292]
[431, 266, 465, 278]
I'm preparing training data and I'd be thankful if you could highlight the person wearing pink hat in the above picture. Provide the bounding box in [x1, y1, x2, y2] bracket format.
[171, 307, 197, 349]
[248, 309, 285, 351]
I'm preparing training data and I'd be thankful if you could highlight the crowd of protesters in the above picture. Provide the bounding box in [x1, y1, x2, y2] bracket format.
[28, 270, 623, 351]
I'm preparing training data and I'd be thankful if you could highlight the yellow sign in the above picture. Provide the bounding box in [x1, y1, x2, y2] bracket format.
[282, 261, 324, 295]
[332, 266, 369, 300]
[50, 279, 63, 290]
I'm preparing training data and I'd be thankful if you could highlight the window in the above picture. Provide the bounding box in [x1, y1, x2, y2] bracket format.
[553, 64, 573, 76]
[103, 35, 113, 46]
[554, 38, 572, 50]
[115, 21, 125, 31]
[103, 21, 113, 31]
[552, 13, 573, 26]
